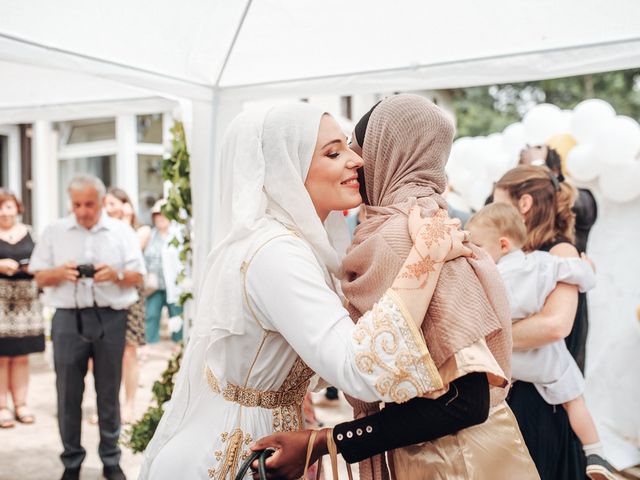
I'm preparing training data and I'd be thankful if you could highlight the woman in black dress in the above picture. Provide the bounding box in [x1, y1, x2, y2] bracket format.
[493, 165, 588, 479]
[0, 189, 44, 428]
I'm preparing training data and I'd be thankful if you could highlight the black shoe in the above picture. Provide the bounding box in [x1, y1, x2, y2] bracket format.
[586, 454, 620, 480]
[103, 464, 127, 480]
[60, 468, 80, 480]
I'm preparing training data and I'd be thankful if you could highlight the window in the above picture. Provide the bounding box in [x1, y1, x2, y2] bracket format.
[137, 114, 163, 144]
[67, 119, 116, 144]
[137, 154, 164, 225]
[341, 96, 353, 120]
[56, 113, 170, 220]
[58, 155, 116, 215]
[0, 136, 7, 187]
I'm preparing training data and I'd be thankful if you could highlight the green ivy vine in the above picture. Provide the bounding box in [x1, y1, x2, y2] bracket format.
[123, 348, 183, 453]
[160, 121, 193, 306]
[123, 120, 191, 453]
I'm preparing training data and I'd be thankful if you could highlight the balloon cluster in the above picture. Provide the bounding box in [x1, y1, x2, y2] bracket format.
[447, 100, 640, 209]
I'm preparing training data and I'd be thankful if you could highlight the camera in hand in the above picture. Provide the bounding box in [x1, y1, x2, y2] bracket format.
[77, 264, 96, 278]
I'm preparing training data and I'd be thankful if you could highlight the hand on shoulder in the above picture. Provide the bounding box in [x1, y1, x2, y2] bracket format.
[549, 242, 579, 258]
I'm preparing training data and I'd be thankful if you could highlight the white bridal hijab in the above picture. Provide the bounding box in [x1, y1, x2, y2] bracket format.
[141, 103, 350, 473]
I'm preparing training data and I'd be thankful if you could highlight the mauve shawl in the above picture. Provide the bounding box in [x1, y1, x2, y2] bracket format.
[341, 94, 512, 480]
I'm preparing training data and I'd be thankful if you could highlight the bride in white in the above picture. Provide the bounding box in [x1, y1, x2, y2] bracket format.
[140, 103, 472, 479]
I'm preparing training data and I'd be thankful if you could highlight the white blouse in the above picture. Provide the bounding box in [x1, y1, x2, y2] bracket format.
[143, 233, 441, 480]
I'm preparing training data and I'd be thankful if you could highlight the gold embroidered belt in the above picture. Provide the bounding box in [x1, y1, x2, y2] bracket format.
[206, 367, 305, 409]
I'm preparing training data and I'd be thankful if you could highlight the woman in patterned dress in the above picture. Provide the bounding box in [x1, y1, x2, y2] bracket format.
[0, 189, 44, 428]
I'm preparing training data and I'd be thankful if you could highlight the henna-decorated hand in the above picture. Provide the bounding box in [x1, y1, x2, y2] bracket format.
[408, 205, 473, 263]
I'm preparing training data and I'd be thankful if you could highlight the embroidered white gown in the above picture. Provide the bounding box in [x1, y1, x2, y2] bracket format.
[141, 233, 442, 479]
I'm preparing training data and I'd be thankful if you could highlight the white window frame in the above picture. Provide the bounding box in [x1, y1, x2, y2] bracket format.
[0, 124, 22, 194]
[55, 112, 171, 217]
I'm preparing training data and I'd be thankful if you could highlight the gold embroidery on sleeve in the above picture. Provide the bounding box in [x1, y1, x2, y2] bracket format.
[353, 291, 443, 402]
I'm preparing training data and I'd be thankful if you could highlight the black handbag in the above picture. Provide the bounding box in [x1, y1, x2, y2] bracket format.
[234, 449, 274, 480]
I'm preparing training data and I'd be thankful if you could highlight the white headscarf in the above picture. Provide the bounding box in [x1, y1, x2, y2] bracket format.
[141, 103, 350, 476]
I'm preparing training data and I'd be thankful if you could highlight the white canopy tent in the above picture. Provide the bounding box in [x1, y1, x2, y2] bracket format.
[2, 0, 640, 470]
[2, 0, 640, 271]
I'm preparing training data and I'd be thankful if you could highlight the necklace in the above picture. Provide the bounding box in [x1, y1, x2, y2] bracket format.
[0, 225, 19, 242]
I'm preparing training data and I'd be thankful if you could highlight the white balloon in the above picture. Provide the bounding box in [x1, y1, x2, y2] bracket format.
[571, 99, 616, 144]
[487, 152, 515, 182]
[461, 137, 491, 178]
[594, 115, 640, 166]
[449, 168, 474, 197]
[566, 143, 601, 182]
[502, 122, 526, 161]
[522, 103, 565, 145]
[486, 133, 504, 151]
[467, 176, 494, 212]
[450, 137, 474, 162]
[599, 161, 640, 203]
[558, 110, 574, 134]
[448, 137, 475, 173]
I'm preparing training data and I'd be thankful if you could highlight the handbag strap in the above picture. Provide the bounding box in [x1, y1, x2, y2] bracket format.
[323, 429, 354, 480]
[326, 429, 339, 480]
[302, 430, 319, 479]
[304, 429, 354, 480]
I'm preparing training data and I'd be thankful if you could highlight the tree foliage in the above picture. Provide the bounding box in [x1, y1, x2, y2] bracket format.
[451, 69, 640, 138]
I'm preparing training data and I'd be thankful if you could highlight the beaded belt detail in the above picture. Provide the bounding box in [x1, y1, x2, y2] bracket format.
[206, 367, 305, 409]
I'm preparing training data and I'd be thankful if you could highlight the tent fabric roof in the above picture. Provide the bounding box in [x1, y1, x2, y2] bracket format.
[2, 0, 640, 109]
[2, 0, 640, 280]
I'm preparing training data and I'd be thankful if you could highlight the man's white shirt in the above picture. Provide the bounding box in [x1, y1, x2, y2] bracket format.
[29, 213, 146, 310]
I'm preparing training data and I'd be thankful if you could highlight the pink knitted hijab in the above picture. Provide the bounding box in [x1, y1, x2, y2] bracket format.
[341, 95, 512, 479]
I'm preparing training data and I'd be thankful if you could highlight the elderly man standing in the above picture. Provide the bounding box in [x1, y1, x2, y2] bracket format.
[29, 174, 145, 480]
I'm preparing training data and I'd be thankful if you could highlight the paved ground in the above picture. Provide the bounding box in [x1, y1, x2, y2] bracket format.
[0, 342, 357, 480]
[0, 341, 176, 480]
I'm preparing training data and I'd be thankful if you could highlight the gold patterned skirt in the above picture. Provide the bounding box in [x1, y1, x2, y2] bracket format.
[0, 278, 44, 356]
[392, 401, 540, 480]
[125, 285, 146, 346]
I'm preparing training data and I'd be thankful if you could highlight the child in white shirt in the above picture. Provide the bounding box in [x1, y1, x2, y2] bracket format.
[467, 202, 618, 480]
